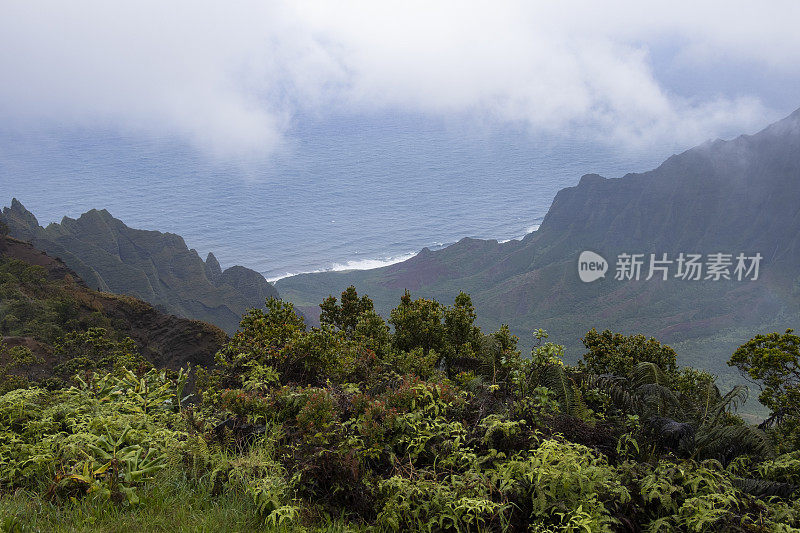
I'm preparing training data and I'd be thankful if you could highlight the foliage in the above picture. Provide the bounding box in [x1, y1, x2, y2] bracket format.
[637, 459, 750, 531]
[582, 328, 678, 376]
[0, 339, 42, 394]
[320, 286, 375, 336]
[0, 287, 797, 531]
[389, 291, 447, 363]
[729, 329, 800, 451]
[53, 328, 149, 377]
[0, 257, 106, 343]
[0, 255, 163, 394]
[0, 371, 178, 503]
[494, 439, 631, 531]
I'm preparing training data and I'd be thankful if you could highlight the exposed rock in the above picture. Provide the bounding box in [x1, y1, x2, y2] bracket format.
[217, 265, 279, 304]
[205, 252, 223, 283]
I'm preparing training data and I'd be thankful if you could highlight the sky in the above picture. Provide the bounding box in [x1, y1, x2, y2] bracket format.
[1, 1, 800, 159]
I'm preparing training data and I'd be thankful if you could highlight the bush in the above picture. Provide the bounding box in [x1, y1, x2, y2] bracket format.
[0, 291, 798, 531]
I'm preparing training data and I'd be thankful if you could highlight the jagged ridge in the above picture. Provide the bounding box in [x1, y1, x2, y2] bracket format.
[276, 107, 800, 380]
[0, 202, 278, 333]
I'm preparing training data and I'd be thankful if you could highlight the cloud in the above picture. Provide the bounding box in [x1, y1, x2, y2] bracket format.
[1, 0, 798, 157]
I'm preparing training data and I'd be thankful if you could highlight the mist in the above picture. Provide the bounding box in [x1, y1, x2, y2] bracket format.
[1, 0, 799, 158]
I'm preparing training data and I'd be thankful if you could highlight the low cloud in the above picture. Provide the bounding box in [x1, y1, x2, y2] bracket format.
[1, 0, 797, 157]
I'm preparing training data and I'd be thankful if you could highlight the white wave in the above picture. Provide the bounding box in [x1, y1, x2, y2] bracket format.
[328, 252, 418, 272]
[268, 251, 417, 282]
[269, 225, 541, 282]
[498, 224, 540, 243]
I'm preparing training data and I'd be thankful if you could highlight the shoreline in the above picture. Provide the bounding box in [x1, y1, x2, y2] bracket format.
[267, 224, 541, 283]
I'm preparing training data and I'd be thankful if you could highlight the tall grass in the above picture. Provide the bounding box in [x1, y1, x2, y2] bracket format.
[0, 470, 364, 533]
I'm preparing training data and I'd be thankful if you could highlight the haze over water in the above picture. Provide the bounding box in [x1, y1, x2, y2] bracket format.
[1, 113, 673, 281]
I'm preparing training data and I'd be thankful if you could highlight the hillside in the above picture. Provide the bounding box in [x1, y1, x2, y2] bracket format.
[276, 108, 800, 382]
[0, 201, 278, 333]
[2, 248, 799, 531]
[0, 234, 227, 386]
[2, 127, 800, 532]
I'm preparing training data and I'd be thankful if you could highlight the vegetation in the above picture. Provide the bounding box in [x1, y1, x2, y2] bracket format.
[275, 108, 800, 400]
[1, 200, 279, 334]
[730, 329, 800, 452]
[0, 256, 153, 390]
[1, 281, 799, 531]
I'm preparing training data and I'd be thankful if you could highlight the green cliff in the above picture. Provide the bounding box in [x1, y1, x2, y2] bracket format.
[0, 234, 227, 384]
[276, 108, 800, 385]
[0, 202, 278, 334]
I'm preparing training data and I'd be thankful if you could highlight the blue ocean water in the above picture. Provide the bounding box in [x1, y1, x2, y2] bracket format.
[0, 113, 672, 280]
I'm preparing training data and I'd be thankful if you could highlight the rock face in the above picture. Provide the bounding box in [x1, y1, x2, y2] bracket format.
[276, 107, 800, 379]
[534, 108, 800, 265]
[0, 202, 279, 334]
[205, 252, 223, 284]
[217, 266, 278, 307]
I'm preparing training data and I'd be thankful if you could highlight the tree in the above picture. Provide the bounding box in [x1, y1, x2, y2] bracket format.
[581, 329, 677, 377]
[353, 309, 391, 359]
[443, 293, 480, 348]
[729, 329, 800, 428]
[217, 298, 306, 382]
[217, 297, 367, 387]
[320, 286, 374, 335]
[487, 324, 522, 387]
[442, 292, 483, 371]
[389, 291, 446, 359]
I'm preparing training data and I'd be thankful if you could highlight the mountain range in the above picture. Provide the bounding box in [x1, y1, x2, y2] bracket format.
[276, 107, 800, 386]
[4, 109, 799, 389]
[0, 201, 278, 334]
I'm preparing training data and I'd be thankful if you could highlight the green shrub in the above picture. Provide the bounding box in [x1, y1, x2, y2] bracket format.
[0, 289, 797, 530]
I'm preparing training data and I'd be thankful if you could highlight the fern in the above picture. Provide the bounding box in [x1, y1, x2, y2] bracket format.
[539, 364, 587, 418]
[629, 362, 671, 389]
[646, 416, 695, 454]
[585, 373, 642, 413]
[695, 424, 773, 463]
[731, 477, 797, 498]
[636, 383, 681, 418]
[707, 385, 748, 424]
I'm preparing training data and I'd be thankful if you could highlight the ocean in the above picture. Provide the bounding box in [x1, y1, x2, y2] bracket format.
[0, 113, 672, 281]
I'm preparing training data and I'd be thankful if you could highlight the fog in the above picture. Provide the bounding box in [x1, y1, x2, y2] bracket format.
[1, 0, 798, 158]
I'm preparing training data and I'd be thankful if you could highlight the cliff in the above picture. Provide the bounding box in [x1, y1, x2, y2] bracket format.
[0, 202, 279, 333]
[276, 107, 800, 382]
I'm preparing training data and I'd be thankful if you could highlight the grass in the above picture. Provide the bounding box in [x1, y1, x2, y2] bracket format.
[0, 472, 366, 533]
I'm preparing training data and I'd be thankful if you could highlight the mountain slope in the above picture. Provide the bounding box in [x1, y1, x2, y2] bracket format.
[277, 108, 800, 380]
[0, 234, 227, 382]
[0, 202, 278, 333]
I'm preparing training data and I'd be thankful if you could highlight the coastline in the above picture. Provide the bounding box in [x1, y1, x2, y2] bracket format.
[266, 223, 542, 283]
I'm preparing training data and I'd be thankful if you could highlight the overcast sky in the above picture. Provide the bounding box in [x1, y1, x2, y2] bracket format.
[2, 1, 799, 158]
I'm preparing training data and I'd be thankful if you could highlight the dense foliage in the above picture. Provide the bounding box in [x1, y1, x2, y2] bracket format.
[1, 284, 799, 531]
[730, 330, 800, 453]
[0, 257, 108, 344]
[0, 256, 153, 390]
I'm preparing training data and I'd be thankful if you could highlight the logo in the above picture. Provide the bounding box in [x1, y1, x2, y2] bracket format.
[578, 251, 608, 282]
[577, 251, 762, 282]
